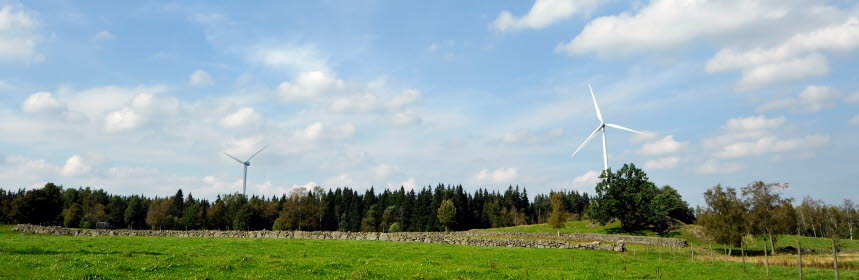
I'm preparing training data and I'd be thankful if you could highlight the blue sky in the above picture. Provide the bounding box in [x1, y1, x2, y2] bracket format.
[1, 0, 858, 206]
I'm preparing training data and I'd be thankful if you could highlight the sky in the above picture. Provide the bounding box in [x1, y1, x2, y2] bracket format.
[1, 0, 858, 206]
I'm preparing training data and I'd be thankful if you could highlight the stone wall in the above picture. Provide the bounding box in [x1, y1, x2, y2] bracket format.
[460, 231, 688, 248]
[12, 224, 626, 252]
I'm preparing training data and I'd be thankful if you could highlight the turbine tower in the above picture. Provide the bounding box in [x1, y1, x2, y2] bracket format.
[571, 84, 642, 171]
[224, 145, 269, 196]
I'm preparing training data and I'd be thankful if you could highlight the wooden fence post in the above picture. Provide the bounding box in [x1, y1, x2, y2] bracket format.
[833, 239, 839, 280]
[741, 240, 746, 272]
[797, 239, 802, 280]
[710, 241, 714, 265]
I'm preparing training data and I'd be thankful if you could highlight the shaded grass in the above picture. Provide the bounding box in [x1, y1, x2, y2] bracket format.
[0, 224, 855, 279]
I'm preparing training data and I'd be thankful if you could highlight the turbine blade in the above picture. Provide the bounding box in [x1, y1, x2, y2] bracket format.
[606, 123, 641, 134]
[588, 84, 604, 123]
[224, 153, 244, 164]
[245, 145, 269, 162]
[571, 125, 603, 158]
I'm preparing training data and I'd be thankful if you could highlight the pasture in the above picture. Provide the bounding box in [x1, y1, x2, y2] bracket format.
[1, 225, 855, 279]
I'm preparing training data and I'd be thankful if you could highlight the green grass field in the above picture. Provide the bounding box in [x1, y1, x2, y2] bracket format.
[0, 225, 853, 279]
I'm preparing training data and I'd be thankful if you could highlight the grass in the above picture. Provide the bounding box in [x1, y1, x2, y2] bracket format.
[1, 225, 854, 279]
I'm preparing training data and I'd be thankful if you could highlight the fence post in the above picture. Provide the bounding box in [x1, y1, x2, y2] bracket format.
[763, 239, 769, 277]
[833, 239, 839, 280]
[741, 240, 746, 272]
[797, 239, 802, 280]
[710, 241, 714, 265]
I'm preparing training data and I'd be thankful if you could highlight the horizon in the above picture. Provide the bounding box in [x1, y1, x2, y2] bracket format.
[1, 1, 858, 207]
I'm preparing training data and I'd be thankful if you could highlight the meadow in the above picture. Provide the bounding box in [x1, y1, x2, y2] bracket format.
[1, 225, 855, 279]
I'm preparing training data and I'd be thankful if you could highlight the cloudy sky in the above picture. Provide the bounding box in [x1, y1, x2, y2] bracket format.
[1, 0, 857, 205]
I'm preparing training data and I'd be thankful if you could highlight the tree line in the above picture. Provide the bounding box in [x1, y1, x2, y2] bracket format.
[0, 183, 597, 232]
[698, 181, 857, 254]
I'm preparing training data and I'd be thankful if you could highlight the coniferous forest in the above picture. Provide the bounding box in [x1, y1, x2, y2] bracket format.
[0, 183, 606, 232]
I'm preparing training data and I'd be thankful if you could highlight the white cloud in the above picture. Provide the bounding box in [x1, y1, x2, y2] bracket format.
[374, 164, 395, 179]
[104, 107, 142, 132]
[556, 0, 793, 56]
[473, 168, 519, 184]
[644, 156, 681, 170]
[722, 115, 785, 132]
[93, 30, 115, 41]
[572, 170, 600, 186]
[695, 159, 743, 174]
[629, 130, 659, 144]
[735, 53, 828, 90]
[389, 89, 422, 109]
[492, 0, 605, 32]
[189, 69, 214, 86]
[850, 114, 859, 126]
[61, 155, 91, 176]
[845, 92, 859, 103]
[714, 134, 829, 158]
[253, 44, 328, 72]
[219, 107, 261, 127]
[294, 122, 355, 141]
[21, 91, 66, 114]
[638, 135, 687, 155]
[277, 71, 344, 101]
[757, 85, 840, 112]
[707, 18, 859, 72]
[389, 178, 416, 191]
[0, 5, 42, 62]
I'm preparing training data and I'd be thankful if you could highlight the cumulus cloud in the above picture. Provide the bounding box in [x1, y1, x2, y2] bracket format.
[0, 5, 42, 62]
[638, 135, 688, 155]
[572, 170, 600, 186]
[277, 71, 344, 101]
[61, 155, 91, 176]
[707, 18, 859, 72]
[851, 114, 859, 126]
[473, 168, 519, 184]
[757, 85, 840, 112]
[496, 128, 567, 145]
[219, 107, 261, 127]
[491, 0, 605, 32]
[189, 69, 214, 86]
[704, 115, 830, 159]
[104, 107, 143, 132]
[389, 178, 416, 191]
[556, 0, 793, 56]
[21, 91, 66, 114]
[294, 122, 356, 141]
[644, 156, 681, 170]
[735, 53, 829, 90]
[695, 159, 743, 174]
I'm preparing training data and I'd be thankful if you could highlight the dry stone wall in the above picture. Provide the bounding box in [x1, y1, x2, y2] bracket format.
[460, 231, 688, 248]
[12, 224, 627, 252]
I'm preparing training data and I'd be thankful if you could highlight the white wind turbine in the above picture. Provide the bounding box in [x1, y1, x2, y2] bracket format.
[224, 145, 269, 196]
[571, 84, 642, 171]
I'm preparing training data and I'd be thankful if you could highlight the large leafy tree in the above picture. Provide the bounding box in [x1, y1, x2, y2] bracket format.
[699, 185, 747, 247]
[589, 164, 661, 232]
[742, 181, 795, 254]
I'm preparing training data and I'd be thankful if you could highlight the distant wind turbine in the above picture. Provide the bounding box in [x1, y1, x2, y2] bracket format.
[571, 84, 642, 171]
[224, 145, 269, 196]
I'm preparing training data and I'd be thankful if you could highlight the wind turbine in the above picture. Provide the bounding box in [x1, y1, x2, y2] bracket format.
[571, 84, 642, 171]
[224, 145, 269, 196]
